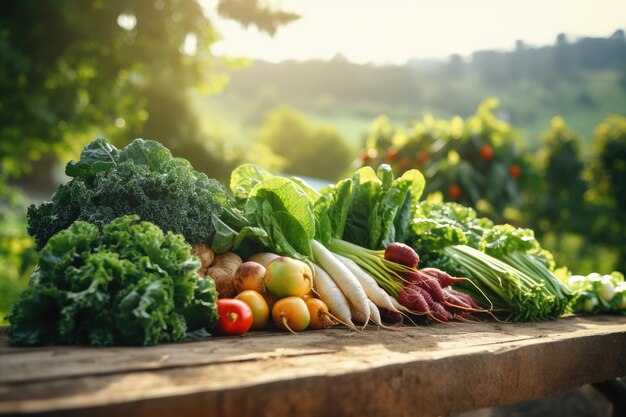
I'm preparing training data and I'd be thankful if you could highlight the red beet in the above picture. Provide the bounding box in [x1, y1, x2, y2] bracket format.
[398, 285, 430, 315]
[404, 270, 430, 285]
[442, 290, 472, 310]
[415, 277, 446, 303]
[385, 242, 420, 268]
[379, 307, 403, 325]
[446, 288, 482, 310]
[430, 302, 453, 322]
[420, 268, 470, 288]
[416, 286, 435, 307]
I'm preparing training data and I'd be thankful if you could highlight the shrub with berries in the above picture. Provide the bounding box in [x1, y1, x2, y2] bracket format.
[357, 98, 531, 217]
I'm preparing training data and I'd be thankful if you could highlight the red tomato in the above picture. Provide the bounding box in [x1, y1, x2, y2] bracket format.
[448, 184, 461, 200]
[386, 149, 398, 162]
[399, 158, 411, 171]
[416, 150, 429, 164]
[360, 150, 371, 165]
[480, 144, 493, 161]
[216, 299, 253, 335]
[509, 164, 522, 179]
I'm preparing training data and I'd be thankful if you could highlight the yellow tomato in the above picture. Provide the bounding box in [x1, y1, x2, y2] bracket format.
[235, 290, 270, 330]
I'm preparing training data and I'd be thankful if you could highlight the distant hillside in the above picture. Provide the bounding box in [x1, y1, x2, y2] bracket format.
[202, 30, 626, 148]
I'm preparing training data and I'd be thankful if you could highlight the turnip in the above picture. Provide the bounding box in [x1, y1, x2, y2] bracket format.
[598, 275, 616, 303]
[248, 252, 280, 268]
[305, 298, 336, 330]
[264, 257, 313, 298]
[272, 297, 310, 334]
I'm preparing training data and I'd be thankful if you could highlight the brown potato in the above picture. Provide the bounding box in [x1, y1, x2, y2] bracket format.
[234, 262, 266, 294]
[190, 243, 215, 270]
[207, 267, 235, 298]
[211, 252, 242, 276]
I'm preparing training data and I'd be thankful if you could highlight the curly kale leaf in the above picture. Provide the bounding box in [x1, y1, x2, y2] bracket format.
[9, 215, 218, 346]
[28, 138, 232, 250]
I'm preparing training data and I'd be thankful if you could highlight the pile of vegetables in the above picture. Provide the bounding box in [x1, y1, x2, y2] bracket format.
[401, 202, 572, 321]
[13, 136, 619, 347]
[565, 272, 626, 315]
[9, 216, 218, 346]
[213, 164, 484, 326]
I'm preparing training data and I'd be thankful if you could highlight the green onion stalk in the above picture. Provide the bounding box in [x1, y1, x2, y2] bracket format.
[444, 245, 572, 322]
[328, 238, 409, 296]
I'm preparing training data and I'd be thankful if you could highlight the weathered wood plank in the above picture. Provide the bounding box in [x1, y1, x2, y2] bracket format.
[0, 316, 625, 417]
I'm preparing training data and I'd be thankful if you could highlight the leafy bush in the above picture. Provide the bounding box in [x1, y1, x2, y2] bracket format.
[359, 99, 529, 217]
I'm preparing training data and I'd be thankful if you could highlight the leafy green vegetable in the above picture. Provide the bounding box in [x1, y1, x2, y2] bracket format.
[322, 164, 425, 250]
[9, 215, 218, 346]
[28, 138, 232, 250]
[444, 245, 571, 321]
[408, 201, 556, 272]
[565, 272, 626, 315]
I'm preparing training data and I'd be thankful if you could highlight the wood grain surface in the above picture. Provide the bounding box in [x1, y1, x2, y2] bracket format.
[1, 315, 625, 417]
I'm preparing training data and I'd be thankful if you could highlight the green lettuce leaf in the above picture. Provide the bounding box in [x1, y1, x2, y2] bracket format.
[65, 138, 119, 178]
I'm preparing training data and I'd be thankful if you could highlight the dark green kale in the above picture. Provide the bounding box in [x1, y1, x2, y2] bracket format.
[27, 138, 232, 250]
[9, 215, 218, 346]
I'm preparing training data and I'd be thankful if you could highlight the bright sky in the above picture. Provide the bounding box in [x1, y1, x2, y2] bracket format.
[204, 0, 626, 64]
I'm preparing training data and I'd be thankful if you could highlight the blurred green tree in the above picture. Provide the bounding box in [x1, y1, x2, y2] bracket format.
[258, 107, 353, 181]
[587, 115, 626, 271]
[532, 117, 588, 235]
[0, 0, 298, 179]
[524, 116, 620, 274]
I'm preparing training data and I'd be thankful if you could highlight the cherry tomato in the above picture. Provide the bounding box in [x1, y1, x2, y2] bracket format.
[480, 144, 493, 161]
[416, 150, 429, 164]
[509, 164, 522, 179]
[360, 150, 371, 165]
[216, 299, 253, 335]
[386, 149, 398, 162]
[448, 184, 461, 200]
[399, 158, 411, 171]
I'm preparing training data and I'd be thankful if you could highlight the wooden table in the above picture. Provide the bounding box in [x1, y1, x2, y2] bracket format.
[1, 315, 625, 417]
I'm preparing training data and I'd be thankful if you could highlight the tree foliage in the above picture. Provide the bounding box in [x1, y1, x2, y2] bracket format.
[360, 99, 528, 219]
[587, 115, 626, 271]
[531, 117, 588, 235]
[0, 0, 298, 179]
[258, 107, 353, 181]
